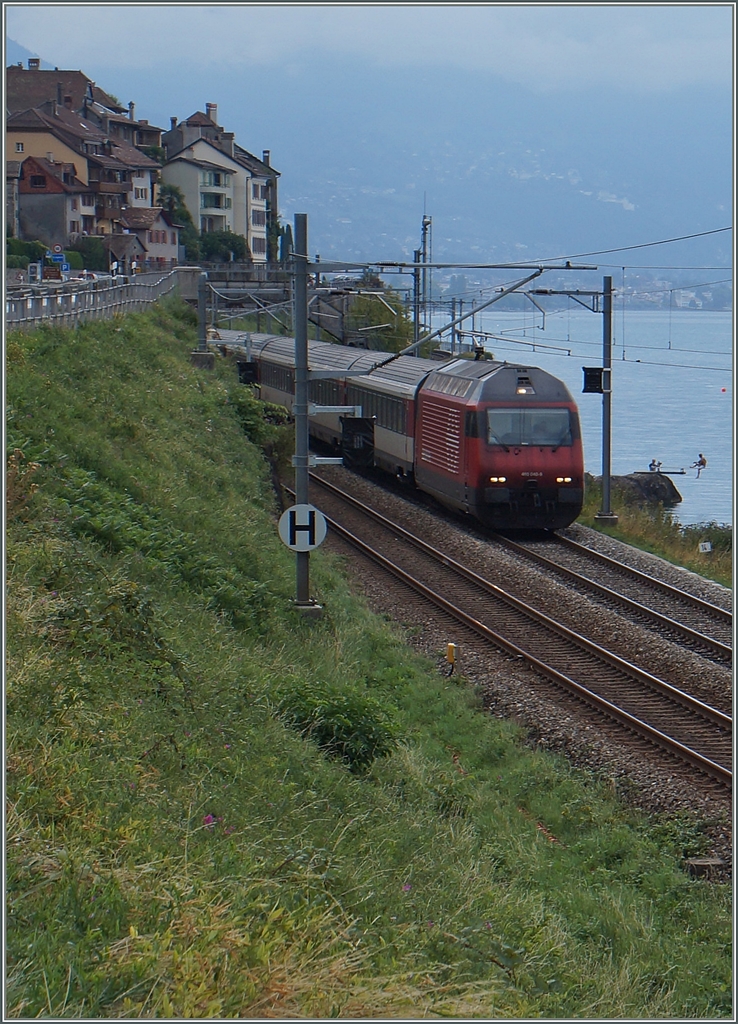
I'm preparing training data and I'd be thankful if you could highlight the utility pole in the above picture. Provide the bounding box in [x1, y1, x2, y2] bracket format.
[412, 248, 421, 348]
[284, 215, 339, 616]
[421, 214, 431, 335]
[293, 214, 312, 608]
[594, 276, 618, 524]
[526, 278, 618, 525]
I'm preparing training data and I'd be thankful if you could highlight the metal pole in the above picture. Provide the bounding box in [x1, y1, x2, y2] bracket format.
[197, 272, 208, 351]
[451, 297, 457, 354]
[596, 275, 618, 524]
[412, 248, 421, 348]
[293, 214, 311, 605]
[421, 214, 431, 334]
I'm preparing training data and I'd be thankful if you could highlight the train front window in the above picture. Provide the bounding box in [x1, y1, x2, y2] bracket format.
[487, 408, 572, 447]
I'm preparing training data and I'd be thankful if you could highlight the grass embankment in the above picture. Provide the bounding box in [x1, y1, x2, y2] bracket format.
[6, 300, 731, 1018]
[578, 479, 732, 588]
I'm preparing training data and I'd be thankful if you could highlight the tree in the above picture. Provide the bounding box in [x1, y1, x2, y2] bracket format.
[346, 289, 414, 353]
[278, 222, 293, 264]
[358, 269, 384, 289]
[157, 184, 191, 221]
[199, 230, 251, 263]
[66, 235, 108, 271]
[141, 145, 166, 165]
[156, 184, 200, 260]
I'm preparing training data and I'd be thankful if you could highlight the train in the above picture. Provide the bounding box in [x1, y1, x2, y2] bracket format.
[232, 333, 585, 530]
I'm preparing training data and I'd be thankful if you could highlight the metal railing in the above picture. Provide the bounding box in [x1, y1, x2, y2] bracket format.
[5, 267, 203, 331]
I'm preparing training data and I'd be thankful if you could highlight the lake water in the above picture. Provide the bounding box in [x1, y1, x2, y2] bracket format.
[440, 308, 733, 527]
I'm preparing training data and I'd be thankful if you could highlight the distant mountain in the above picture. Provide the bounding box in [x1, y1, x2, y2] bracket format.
[261, 63, 732, 271]
[6, 38, 55, 70]
[7, 43, 732, 278]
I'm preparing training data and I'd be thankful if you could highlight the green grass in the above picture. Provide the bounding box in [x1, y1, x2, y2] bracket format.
[578, 476, 732, 588]
[5, 299, 732, 1018]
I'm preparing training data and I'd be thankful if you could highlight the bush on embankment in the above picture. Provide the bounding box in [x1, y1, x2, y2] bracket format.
[579, 475, 731, 588]
[5, 298, 731, 1018]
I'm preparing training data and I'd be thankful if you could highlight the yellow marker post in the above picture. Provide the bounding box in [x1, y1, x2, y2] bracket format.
[446, 643, 457, 674]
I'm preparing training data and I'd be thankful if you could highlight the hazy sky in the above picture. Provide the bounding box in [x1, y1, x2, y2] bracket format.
[5, 2, 733, 93]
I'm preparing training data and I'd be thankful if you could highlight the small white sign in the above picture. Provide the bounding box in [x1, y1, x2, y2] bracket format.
[698, 541, 712, 554]
[278, 504, 328, 551]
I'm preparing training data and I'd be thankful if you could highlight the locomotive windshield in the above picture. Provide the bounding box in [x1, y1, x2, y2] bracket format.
[487, 408, 572, 447]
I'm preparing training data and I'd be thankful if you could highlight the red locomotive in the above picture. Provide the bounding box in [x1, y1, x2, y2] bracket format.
[238, 333, 584, 530]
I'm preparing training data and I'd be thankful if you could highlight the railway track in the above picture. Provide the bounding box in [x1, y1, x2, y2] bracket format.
[490, 532, 732, 663]
[301, 474, 732, 792]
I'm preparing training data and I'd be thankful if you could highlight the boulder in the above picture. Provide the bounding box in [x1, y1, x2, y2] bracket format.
[590, 472, 682, 507]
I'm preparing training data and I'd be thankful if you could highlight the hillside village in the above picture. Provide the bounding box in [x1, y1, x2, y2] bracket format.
[6, 58, 279, 274]
[6, 58, 731, 314]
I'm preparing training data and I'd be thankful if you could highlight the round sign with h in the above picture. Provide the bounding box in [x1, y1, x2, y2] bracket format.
[278, 504, 328, 552]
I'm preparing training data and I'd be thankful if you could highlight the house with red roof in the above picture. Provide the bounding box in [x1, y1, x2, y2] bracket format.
[17, 154, 87, 247]
[120, 206, 181, 268]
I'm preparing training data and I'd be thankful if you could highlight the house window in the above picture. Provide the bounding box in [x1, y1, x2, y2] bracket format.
[252, 209, 266, 227]
[71, 199, 79, 211]
[82, 216, 94, 231]
[30, 175, 46, 188]
[15, 142, 24, 153]
[82, 194, 94, 207]
[134, 187, 148, 200]
[171, 232, 176, 244]
[252, 237, 267, 254]
[69, 220, 80, 233]
[252, 183, 259, 199]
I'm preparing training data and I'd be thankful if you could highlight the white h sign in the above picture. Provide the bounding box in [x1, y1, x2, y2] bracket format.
[278, 504, 328, 551]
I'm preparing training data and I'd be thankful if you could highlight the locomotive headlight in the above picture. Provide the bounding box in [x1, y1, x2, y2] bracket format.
[489, 476, 507, 483]
[556, 476, 572, 483]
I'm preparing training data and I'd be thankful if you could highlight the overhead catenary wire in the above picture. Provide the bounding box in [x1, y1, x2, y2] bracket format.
[529, 226, 732, 264]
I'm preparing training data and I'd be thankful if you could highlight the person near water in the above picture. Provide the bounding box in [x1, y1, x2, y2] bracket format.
[649, 458, 662, 472]
[690, 454, 707, 478]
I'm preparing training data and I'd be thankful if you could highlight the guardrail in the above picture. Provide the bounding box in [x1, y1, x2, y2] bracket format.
[5, 267, 203, 331]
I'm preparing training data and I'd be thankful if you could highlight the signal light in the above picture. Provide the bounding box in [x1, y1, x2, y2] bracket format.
[489, 476, 507, 483]
[556, 476, 572, 483]
[582, 367, 605, 393]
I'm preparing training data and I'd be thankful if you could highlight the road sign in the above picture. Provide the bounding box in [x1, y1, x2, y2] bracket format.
[53, 244, 63, 253]
[45, 250, 52, 258]
[278, 504, 327, 551]
[61, 263, 70, 272]
[51, 254, 65, 263]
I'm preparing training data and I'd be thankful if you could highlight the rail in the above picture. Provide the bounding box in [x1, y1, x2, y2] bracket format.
[5, 267, 202, 331]
[305, 473, 732, 790]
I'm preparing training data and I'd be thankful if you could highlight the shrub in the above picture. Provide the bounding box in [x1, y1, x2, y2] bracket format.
[7, 238, 47, 262]
[65, 250, 84, 270]
[275, 680, 397, 772]
[680, 521, 731, 552]
[199, 230, 251, 263]
[67, 236, 108, 271]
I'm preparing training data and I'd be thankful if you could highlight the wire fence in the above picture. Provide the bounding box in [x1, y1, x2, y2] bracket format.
[5, 268, 201, 331]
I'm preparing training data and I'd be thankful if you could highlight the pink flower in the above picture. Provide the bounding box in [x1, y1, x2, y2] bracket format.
[203, 814, 216, 828]
[402, 883, 412, 891]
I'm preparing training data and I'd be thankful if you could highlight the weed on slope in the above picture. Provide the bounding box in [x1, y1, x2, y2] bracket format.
[6, 300, 731, 1018]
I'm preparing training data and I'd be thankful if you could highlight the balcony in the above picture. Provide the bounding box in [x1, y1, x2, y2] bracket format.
[95, 203, 123, 220]
[88, 180, 131, 195]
